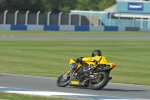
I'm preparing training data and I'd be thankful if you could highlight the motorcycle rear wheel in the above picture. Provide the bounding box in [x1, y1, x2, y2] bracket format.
[57, 74, 70, 87]
[89, 72, 109, 90]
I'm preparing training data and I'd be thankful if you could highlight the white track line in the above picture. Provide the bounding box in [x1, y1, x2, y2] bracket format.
[0, 86, 137, 99]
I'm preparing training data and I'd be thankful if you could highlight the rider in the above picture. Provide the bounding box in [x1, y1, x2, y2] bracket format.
[76, 50, 108, 76]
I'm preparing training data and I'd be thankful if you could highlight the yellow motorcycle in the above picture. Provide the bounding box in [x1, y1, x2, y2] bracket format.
[57, 58, 116, 90]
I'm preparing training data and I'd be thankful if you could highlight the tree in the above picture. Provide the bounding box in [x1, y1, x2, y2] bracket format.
[43, 0, 78, 13]
[76, 0, 100, 11]
[0, 0, 5, 12]
[76, 0, 116, 11]
[0, 0, 45, 13]
[0, 0, 116, 13]
[98, 0, 116, 11]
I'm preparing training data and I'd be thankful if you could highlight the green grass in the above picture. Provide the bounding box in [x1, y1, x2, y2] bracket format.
[0, 92, 80, 100]
[0, 31, 150, 86]
[0, 30, 150, 36]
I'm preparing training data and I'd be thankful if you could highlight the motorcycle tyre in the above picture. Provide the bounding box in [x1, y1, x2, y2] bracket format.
[57, 74, 70, 87]
[89, 72, 109, 90]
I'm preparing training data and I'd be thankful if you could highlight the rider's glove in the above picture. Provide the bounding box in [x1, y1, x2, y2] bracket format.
[76, 58, 82, 63]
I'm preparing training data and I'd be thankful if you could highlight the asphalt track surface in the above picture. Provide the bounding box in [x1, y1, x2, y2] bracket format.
[0, 73, 150, 99]
[0, 35, 150, 99]
[0, 35, 150, 40]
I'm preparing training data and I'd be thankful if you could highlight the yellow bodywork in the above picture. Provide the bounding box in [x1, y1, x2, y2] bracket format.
[65, 57, 116, 75]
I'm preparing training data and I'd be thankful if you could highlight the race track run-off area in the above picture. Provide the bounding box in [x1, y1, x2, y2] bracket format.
[0, 73, 150, 100]
[0, 34, 150, 99]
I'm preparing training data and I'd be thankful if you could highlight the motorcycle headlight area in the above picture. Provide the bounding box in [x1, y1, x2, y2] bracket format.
[69, 63, 78, 72]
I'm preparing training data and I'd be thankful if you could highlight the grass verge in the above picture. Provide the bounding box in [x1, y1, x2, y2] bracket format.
[0, 92, 81, 100]
[0, 31, 150, 86]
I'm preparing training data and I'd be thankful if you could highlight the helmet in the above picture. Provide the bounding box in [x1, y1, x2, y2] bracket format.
[92, 50, 102, 57]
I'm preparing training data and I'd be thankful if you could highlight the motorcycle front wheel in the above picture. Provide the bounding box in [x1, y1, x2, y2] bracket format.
[89, 72, 109, 90]
[57, 74, 70, 87]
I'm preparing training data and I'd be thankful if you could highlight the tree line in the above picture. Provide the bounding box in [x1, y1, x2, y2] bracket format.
[0, 0, 116, 13]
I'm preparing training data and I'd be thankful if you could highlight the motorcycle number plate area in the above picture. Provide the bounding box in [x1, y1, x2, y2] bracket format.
[71, 81, 79, 85]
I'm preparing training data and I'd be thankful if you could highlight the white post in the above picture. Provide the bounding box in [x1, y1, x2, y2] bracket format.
[99, 14, 103, 26]
[3, 10, 8, 25]
[129, 17, 132, 27]
[100, 13, 104, 26]
[47, 11, 51, 25]
[130, 17, 132, 27]
[132, 17, 135, 27]
[125, 17, 127, 27]
[123, 16, 126, 26]
[25, 11, 29, 25]
[99, 17, 101, 26]
[36, 11, 40, 25]
[122, 17, 124, 26]
[14, 10, 19, 25]
[124, 17, 127, 26]
[58, 12, 62, 25]
[69, 13, 71, 26]
[90, 13, 92, 26]
[79, 12, 82, 26]
[148, 17, 150, 28]
[109, 13, 113, 26]
[119, 14, 121, 26]
[129, 17, 132, 26]
[141, 17, 143, 28]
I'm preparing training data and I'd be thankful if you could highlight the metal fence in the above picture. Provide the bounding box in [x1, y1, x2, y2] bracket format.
[70, 10, 150, 28]
[108, 13, 150, 28]
[0, 10, 100, 26]
[1, 10, 150, 28]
